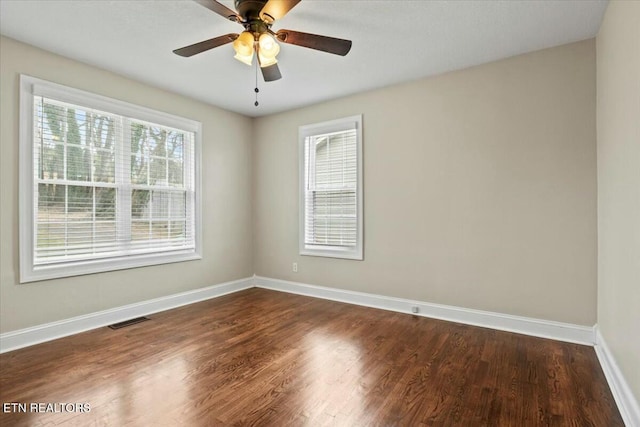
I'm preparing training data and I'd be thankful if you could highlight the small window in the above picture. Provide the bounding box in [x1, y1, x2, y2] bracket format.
[299, 115, 363, 260]
[19, 75, 202, 282]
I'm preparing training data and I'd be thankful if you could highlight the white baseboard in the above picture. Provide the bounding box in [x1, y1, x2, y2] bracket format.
[595, 327, 640, 427]
[1, 275, 597, 351]
[0, 276, 254, 354]
[254, 276, 596, 345]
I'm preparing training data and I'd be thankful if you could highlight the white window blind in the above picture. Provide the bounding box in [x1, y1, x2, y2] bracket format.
[299, 115, 363, 260]
[20, 76, 201, 282]
[304, 130, 357, 246]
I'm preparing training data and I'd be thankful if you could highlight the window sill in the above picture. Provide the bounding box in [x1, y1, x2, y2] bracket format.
[300, 246, 363, 261]
[21, 250, 202, 283]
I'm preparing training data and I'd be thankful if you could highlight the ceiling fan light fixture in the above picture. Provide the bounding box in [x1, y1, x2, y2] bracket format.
[258, 33, 280, 59]
[232, 31, 255, 65]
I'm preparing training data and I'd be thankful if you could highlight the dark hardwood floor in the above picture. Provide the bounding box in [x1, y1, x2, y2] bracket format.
[0, 288, 623, 426]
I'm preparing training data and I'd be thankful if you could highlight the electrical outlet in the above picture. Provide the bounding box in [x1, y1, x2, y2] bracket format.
[292, 262, 298, 273]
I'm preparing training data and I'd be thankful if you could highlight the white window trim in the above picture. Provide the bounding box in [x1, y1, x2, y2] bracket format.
[19, 75, 203, 283]
[299, 114, 363, 260]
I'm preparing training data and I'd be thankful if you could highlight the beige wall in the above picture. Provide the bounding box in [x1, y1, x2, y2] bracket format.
[597, 0, 640, 405]
[1, 35, 601, 334]
[0, 36, 254, 333]
[253, 40, 597, 326]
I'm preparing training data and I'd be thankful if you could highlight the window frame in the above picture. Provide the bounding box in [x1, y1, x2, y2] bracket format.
[19, 75, 202, 283]
[298, 115, 363, 260]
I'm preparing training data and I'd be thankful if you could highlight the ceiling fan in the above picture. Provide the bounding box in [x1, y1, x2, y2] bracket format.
[173, 0, 352, 82]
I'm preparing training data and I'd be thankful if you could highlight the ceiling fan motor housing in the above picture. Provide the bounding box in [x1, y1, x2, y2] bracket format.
[234, 0, 269, 21]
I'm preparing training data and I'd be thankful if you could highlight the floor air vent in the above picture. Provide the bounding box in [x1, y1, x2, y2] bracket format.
[108, 316, 150, 330]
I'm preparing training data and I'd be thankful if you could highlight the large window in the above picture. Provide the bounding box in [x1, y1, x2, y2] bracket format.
[19, 75, 201, 282]
[299, 115, 363, 260]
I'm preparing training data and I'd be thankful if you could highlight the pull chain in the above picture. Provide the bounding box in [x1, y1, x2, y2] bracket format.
[254, 59, 260, 107]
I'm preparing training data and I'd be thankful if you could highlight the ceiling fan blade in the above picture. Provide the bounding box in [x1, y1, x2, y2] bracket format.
[260, 0, 301, 22]
[173, 33, 238, 57]
[276, 30, 352, 56]
[193, 0, 241, 22]
[261, 63, 282, 82]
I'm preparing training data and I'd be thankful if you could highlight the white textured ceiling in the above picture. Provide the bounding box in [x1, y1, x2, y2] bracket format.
[0, 0, 608, 117]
